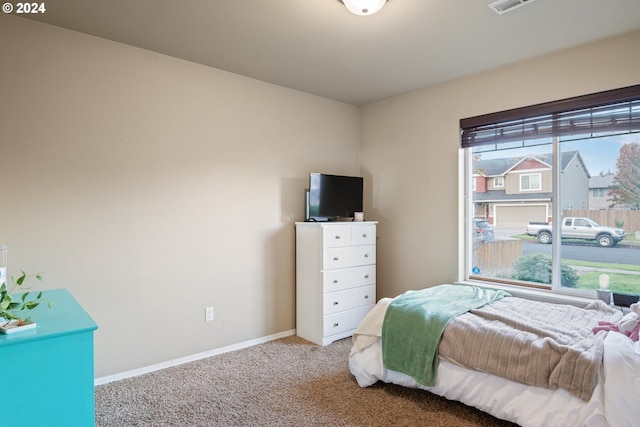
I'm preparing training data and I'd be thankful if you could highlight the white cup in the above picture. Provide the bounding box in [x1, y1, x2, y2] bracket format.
[354, 212, 364, 222]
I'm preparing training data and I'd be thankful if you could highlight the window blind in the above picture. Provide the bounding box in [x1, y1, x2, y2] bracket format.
[460, 84, 640, 149]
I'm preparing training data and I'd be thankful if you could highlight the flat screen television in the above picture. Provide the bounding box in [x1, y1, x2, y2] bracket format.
[307, 173, 363, 221]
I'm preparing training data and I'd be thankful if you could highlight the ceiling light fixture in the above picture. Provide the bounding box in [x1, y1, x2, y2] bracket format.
[340, 0, 388, 16]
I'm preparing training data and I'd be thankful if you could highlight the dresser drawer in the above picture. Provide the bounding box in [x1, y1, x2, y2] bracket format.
[323, 304, 374, 337]
[323, 285, 375, 315]
[351, 225, 376, 246]
[322, 226, 352, 248]
[323, 245, 376, 270]
[323, 265, 376, 293]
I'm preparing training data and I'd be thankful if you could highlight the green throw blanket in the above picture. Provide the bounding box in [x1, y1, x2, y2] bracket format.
[381, 284, 510, 386]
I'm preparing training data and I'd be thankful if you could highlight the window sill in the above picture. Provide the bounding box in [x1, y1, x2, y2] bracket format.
[455, 279, 597, 308]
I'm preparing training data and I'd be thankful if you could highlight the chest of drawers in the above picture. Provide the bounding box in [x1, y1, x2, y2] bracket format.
[0, 289, 98, 427]
[295, 221, 377, 345]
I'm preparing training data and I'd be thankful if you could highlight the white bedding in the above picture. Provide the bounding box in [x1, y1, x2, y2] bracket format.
[349, 298, 640, 427]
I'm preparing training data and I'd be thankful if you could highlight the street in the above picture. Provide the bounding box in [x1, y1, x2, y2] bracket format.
[491, 226, 639, 265]
[522, 241, 639, 265]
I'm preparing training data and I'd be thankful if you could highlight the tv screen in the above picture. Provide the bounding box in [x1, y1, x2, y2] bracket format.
[307, 173, 363, 221]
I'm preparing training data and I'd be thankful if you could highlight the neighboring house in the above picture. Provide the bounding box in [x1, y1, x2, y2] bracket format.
[589, 172, 635, 210]
[473, 151, 590, 227]
[589, 173, 618, 209]
[589, 173, 614, 209]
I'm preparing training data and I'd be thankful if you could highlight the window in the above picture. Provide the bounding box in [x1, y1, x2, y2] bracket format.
[461, 85, 640, 297]
[519, 173, 541, 191]
[572, 218, 589, 227]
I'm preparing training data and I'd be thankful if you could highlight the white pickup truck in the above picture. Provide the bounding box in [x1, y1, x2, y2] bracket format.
[526, 217, 625, 247]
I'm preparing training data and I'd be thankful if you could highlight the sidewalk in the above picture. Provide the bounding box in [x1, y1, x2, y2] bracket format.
[570, 265, 640, 275]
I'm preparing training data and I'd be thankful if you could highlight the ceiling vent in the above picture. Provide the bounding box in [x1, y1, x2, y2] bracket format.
[489, 0, 536, 15]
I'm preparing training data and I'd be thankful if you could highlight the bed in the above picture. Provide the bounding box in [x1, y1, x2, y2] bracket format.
[349, 284, 640, 427]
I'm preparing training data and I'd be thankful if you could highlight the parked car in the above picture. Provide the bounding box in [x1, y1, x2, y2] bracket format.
[473, 218, 495, 244]
[526, 217, 625, 247]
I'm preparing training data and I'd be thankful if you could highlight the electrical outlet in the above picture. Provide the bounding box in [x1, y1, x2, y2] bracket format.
[205, 306, 214, 322]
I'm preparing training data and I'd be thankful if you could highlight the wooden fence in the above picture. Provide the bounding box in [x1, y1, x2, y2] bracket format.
[474, 240, 522, 276]
[562, 209, 640, 233]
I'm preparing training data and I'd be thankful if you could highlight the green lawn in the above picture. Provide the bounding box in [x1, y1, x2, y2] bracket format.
[563, 259, 640, 293]
[572, 271, 640, 293]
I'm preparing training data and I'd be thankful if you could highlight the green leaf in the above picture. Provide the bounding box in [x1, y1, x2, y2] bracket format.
[23, 301, 39, 310]
[37, 291, 42, 299]
[21, 292, 30, 302]
[16, 273, 25, 286]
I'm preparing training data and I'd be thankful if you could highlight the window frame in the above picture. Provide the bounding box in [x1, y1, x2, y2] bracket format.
[459, 84, 640, 296]
[519, 173, 541, 191]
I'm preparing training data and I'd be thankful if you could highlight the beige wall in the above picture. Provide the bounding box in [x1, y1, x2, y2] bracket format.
[0, 15, 360, 377]
[361, 30, 640, 299]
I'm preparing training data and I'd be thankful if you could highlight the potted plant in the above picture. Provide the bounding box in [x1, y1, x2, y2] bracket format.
[0, 271, 48, 334]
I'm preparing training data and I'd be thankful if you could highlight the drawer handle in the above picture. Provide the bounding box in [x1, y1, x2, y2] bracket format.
[335, 235, 341, 240]
[364, 274, 369, 279]
[333, 279, 339, 284]
[333, 257, 339, 261]
[364, 295, 369, 299]
[362, 233, 367, 238]
[333, 301, 339, 306]
[333, 322, 339, 328]
[364, 253, 369, 258]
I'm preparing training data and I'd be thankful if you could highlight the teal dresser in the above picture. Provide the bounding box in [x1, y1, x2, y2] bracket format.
[0, 289, 98, 427]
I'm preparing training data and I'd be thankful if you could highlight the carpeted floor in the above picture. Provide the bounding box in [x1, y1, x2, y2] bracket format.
[95, 335, 518, 426]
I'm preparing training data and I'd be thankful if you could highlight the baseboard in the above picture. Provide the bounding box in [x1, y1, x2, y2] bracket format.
[94, 329, 296, 386]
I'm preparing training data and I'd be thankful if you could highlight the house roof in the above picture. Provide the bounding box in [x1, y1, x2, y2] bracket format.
[473, 190, 553, 203]
[589, 173, 616, 189]
[474, 151, 583, 177]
